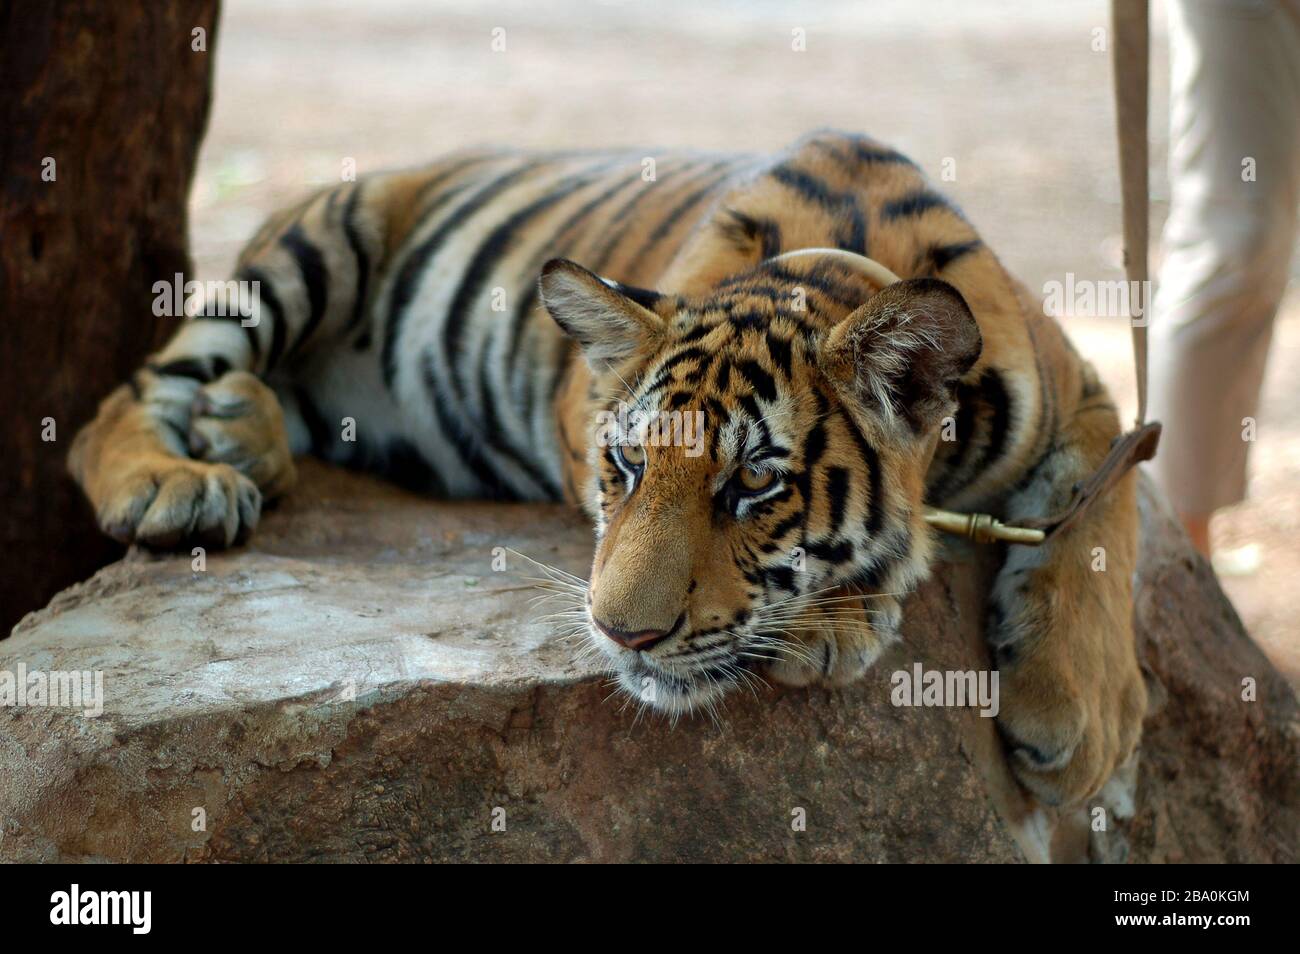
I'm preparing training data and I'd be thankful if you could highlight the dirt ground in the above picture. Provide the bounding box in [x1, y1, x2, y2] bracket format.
[189, 0, 1298, 683]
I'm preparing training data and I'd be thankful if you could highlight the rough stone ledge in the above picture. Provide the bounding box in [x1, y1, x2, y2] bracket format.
[0, 461, 1294, 863]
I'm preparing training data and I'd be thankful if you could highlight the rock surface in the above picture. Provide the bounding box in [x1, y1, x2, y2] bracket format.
[1, 461, 1295, 863]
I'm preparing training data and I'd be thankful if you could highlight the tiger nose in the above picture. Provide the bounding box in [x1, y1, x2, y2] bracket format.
[593, 612, 683, 651]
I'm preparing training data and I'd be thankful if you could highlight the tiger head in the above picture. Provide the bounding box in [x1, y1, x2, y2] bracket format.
[540, 252, 982, 716]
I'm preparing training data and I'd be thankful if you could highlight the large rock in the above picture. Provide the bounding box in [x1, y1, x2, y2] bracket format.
[1, 461, 1294, 863]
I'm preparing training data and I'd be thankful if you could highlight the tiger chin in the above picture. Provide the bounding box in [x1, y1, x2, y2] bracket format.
[68, 130, 1146, 809]
[599, 594, 903, 721]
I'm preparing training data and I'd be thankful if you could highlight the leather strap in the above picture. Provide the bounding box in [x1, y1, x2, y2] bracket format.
[1115, 0, 1152, 426]
[1021, 422, 1161, 539]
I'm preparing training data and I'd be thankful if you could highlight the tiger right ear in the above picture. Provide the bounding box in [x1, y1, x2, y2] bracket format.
[539, 259, 667, 368]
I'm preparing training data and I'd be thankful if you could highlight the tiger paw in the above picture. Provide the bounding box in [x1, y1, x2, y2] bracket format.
[989, 569, 1148, 807]
[96, 455, 262, 550]
[764, 594, 896, 688]
[187, 371, 296, 499]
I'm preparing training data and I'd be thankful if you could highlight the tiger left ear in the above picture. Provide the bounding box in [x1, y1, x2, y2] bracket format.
[820, 278, 982, 434]
[539, 259, 667, 368]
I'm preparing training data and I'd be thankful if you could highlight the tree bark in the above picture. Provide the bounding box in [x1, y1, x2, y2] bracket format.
[0, 1, 220, 635]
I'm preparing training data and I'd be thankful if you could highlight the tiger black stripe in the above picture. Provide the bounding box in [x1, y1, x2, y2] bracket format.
[379, 437, 448, 496]
[825, 466, 850, 533]
[806, 539, 854, 564]
[383, 160, 541, 391]
[838, 407, 887, 539]
[627, 161, 737, 265]
[341, 183, 371, 334]
[726, 308, 770, 332]
[587, 160, 702, 274]
[762, 564, 797, 593]
[703, 396, 728, 460]
[765, 335, 793, 377]
[546, 336, 578, 409]
[279, 225, 329, 360]
[795, 408, 829, 547]
[505, 164, 647, 381]
[737, 394, 768, 443]
[240, 266, 288, 372]
[927, 239, 981, 273]
[808, 134, 917, 172]
[735, 359, 777, 402]
[849, 141, 916, 166]
[653, 344, 711, 381]
[420, 350, 512, 498]
[768, 165, 866, 252]
[770, 510, 803, 543]
[394, 160, 497, 263]
[409, 155, 496, 217]
[609, 282, 665, 311]
[293, 385, 333, 455]
[1022, 323, 1056, 470]
[446, 161, 618, 487]
[720, 208, 783, 259]
[713, 359, 731, 391]
[969, 369, 1013, 490]
[880, 189, 959, 222]
[148, 358, 214, 383]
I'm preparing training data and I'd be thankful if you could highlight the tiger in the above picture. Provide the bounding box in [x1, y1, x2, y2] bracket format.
[68, 130, 1147, 807]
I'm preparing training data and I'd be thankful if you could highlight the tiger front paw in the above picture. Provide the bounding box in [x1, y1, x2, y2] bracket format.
[765, 593, 898, 688]
[187, 371, 296, 499]
[69, 371, 287, 551]
[95, 455, 263, 550]
[989, 551, 1148, 807]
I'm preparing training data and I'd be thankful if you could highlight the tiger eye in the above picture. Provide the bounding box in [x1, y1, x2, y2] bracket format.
[618, 442, 646, 469]
[737, 464, 775, 493]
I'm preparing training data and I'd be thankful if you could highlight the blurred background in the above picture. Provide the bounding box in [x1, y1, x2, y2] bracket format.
[188, 0, 1298, 682]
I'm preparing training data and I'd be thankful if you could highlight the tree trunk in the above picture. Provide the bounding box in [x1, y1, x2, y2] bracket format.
[0, 1, 220, 636]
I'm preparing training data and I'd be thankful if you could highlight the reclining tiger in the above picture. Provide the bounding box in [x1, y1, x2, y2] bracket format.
[69, 130, 1147, 807]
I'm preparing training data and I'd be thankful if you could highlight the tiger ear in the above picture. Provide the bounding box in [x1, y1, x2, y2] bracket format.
[539, 259, 667, 368]
[819, 278, 982, 434]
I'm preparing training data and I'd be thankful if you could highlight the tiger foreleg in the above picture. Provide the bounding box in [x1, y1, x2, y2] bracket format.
[987, 383, 1148, 807]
